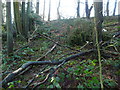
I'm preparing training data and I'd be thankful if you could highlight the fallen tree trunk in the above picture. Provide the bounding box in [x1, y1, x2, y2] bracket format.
[0, 49, 95, 88]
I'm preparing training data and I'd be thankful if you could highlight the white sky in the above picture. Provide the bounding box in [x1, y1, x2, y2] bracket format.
[2, 0, 120, 21]
[37, 0, 119, 20]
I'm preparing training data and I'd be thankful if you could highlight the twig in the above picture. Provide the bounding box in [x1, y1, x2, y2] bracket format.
[33, 68, 55, 89]
[33, 60, 66, 89]
[24, 66, 48, 89]
[28, 25, 39, 43]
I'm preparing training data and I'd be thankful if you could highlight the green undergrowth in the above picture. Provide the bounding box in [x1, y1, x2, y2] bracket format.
[2, 17, 120, 89]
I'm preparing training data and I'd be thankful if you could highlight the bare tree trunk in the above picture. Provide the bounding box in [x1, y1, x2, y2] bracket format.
[106, 0, 109, 16]
[6, 1, 13, 56]
[26, 1, 31, 34]
[85, 0, 89, 18]
[77, 0, 80, 18]
[57, 0, 61, 20]
[13, 0, 23, 35]
[113, 0, 117, 16]
[30, 0, 33, 11]
[22, 2, 28, 39]
[1, 3, 4, 24]
[118, 1, 120, 31]
[94, 1, 104, 89]
[48, 0, 51, 21]
[93, 1, 103, 43]
[0, 1, 1, 79]
[85, 0, 93, 19]
[43, 0, 46, 21]
[13, 1, 22, 35]
[36, 0, 39, 14]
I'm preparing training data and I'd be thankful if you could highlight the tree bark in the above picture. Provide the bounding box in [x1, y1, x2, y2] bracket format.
[118, 1, 120, 31]
[106, 0, 109, 16]
[36, 0, 39, 14]
[93, 1, 103, 43]
[85, 0, 93, 19]
[0, 0, 2, 83]
[57, 0, 61, 20]
[22, 2, 28, 39]
[77, 0, 80, 18]
[113, 0, 117, 16]
[43, 0, 46, 21]
[26, 1, 31, 33]
[85, 0, 89, 18]
[48, 0, 51, 21]
[6, 1, 13, 56]
[13, 1, 22, 35]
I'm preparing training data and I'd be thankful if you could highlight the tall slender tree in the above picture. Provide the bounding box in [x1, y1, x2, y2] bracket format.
[94, 0, 103, 43]
[0, 0, 2, 55]
[43, 0, 46, 21]
[1, 3, 4, 24]
[118, 1, 120, 31]
[13, 1, 22, 35]
[26, 1, 31, 33]
[94, 0, 103, 89]
[85, 0, 93, 19]
[77, 0, 80, 18]
[36, 0, 40, 14]
[85, 0, 89, 18]
[0, 0, 2, 80]
[22, 1, 28, 39]
[113, 0, 117, 16]
[48, 0, 51, 21]
[106, 0, 109, 16]
[57, 0, 61, 20]
[6, 1, 13, 56]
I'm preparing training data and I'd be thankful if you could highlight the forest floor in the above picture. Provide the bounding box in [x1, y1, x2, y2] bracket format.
[2, 16, 120, 89]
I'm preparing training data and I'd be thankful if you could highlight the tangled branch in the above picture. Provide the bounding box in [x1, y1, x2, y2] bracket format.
[0, 49, 95, 88]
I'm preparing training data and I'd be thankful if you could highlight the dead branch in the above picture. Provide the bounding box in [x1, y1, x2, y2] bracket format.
[0, 49, 95, 88]
[38, 33, 81, 52]
[33, 59, 66, 89]
[103, 22, 119, 27]
[20, 44, 57, 75]
[36, 44, 57, 61]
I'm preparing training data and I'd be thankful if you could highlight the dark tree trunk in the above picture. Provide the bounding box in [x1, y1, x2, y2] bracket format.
[26, 1, 31, 33]
[36, 0, 39, 14]
[106, 0, 109, 16]
[77, 0, 80, 18]
[6, 1, 13, 56]
[85, 0, 89, 18]
[13, 2, 22, 35]
[1, 3, 4, 24]
[57, 0, 61, 20]
[0, 0, 2, 59]
[118, 1, 120, 31]
[113, 0, 117, 16]
[22, 2, 28, 39]
[85, 0, 93, 19]
[43, 0, 45, 21]
[48, 0, 51, 21]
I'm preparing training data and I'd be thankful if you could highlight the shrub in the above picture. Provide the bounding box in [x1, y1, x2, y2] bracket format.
[67, 19, 94, 46]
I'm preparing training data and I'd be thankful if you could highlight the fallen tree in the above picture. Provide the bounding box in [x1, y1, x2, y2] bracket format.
[0, 49, 95, 88]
